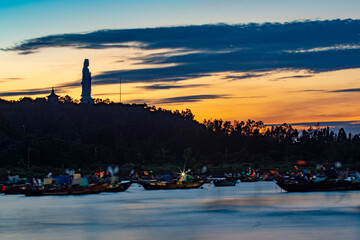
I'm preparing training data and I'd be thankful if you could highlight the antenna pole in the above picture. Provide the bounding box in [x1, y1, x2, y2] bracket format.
[119, 77, 122, 103]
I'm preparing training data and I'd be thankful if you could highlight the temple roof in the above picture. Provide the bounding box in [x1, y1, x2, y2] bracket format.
[47, 87, 58, 97]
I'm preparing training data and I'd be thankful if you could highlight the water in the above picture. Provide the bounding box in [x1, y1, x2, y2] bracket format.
[0, 182, 359, 240]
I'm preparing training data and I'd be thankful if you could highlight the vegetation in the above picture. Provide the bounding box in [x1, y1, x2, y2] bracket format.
[0, 96, 359, 178]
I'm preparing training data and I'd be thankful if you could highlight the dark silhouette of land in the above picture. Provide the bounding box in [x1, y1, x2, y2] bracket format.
[0, 96, 359, 179]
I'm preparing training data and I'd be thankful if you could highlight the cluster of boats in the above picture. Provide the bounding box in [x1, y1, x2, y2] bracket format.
[0, 173, 211, 196]
[1, 170, 359, 196]
[0, 174, 260, 196]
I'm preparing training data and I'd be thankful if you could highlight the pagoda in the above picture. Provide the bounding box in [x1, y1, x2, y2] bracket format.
[47, 87, 59, 103]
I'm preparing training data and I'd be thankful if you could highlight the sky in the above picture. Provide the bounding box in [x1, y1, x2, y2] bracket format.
[1, 0, 360, 132]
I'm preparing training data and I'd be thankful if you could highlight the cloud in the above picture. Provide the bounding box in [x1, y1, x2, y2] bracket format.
[0, 78, 23, 80]
[130, 94, 230, 105]
[271, 74, 314, 81]
[225, 73, 269, 81]
[285, 44, 360, 53]
[4, 19, 360, 86]
[291, 121, 356, 127]
[289, 121, 360, 134]
[290, 87, 360, 93]
[0, 88, 62, 97]
[0, 78, 24, 83]
[157, 94, 229, 104]
[330, 88, 360, 92]
[138, 83, 208, 90]
[56, 81, 81, 89]
[235, 96, 266, 99]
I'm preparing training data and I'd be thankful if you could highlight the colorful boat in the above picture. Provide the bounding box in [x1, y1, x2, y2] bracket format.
[138, 179, 206, 190]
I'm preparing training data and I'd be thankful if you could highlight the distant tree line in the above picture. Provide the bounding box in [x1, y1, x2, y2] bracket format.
[0, 97, 359, 172]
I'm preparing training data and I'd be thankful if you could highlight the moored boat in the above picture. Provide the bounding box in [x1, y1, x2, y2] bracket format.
[239, 175, 258, 182]
[22, 183, 109, 196]
[138, 179, 206, 190]
[213, 178, 237, 187]
[3, 184, 27, 195]
[276, 180, 360, 192]
[104, 181, 132, 192]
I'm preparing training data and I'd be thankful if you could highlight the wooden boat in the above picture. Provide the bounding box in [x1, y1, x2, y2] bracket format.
[3, 184, 27, 195]
[276, 180, 360, 192]
[138, 179, 206, 190]
[104, 181, 132, 192]
[213, 178, 237, 187]
[239, 176, 258, 182]
[22, 183, 109, 196]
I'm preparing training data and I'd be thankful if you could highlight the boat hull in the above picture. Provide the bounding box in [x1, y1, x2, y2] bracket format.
[104, 182, 132, 192]
[277, 181, 360, 192]
[139, 179, 206, 190]
[3, 185, 27, 195]
[22, 183, 109, 196]
[213, 180, 237, 187]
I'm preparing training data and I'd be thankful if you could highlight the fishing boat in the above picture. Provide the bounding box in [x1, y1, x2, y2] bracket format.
[213, 178, 237, 187]
[22, 183, 109, 196]
[276, 180, 360, 192]
[138, 179, 206, 190]
[104, 181, 132, 192]
[3, 184, 27, 195]
[239, 175, 259, 182]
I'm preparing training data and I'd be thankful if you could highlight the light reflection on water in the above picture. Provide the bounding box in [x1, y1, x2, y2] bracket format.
[0, 182, 359, 240]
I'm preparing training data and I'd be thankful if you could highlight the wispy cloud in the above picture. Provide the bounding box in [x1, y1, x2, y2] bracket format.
[0, 77, 24, 83]
[330, 88, 360, 92]
[0, 78, 23, 81]
[156, 94, 230, 104]
[225, 73, 269, 81]
[138, 83, 208, 90]
[265, 121, 360, 134]
[289, 120, 360, 134]
[0, 88, 62, 97]
[235, 96, 266, 99]
[271, 74, 314, 81]
[285, 44, 360, 53]
[130, 94, 230, 105]
[290, 87, 360, 93]
[296, 89, 325, 93]
[291, 121, 359, 127]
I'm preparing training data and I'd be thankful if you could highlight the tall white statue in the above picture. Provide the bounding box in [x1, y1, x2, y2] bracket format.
[81, 59, 93, 103]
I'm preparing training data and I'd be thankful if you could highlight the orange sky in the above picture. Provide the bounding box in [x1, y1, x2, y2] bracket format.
[1, 46, 360, 125]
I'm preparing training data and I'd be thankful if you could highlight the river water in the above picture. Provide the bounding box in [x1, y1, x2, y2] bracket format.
[0, 182, 359, 240]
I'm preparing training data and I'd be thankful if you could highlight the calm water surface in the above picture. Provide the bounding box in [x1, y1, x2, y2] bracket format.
[0, 182, 359, 240]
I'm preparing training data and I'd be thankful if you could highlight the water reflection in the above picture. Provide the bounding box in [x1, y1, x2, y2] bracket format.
[0, 182, 359, 240]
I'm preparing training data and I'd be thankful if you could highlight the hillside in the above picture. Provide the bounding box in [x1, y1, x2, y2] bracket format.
[0, 98, 359, 173]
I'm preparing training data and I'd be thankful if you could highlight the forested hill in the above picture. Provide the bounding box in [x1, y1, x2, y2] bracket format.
[0, 98, 359, 171]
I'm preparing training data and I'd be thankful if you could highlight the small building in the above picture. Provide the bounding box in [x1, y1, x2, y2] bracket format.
[47, 87, 59, 103]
